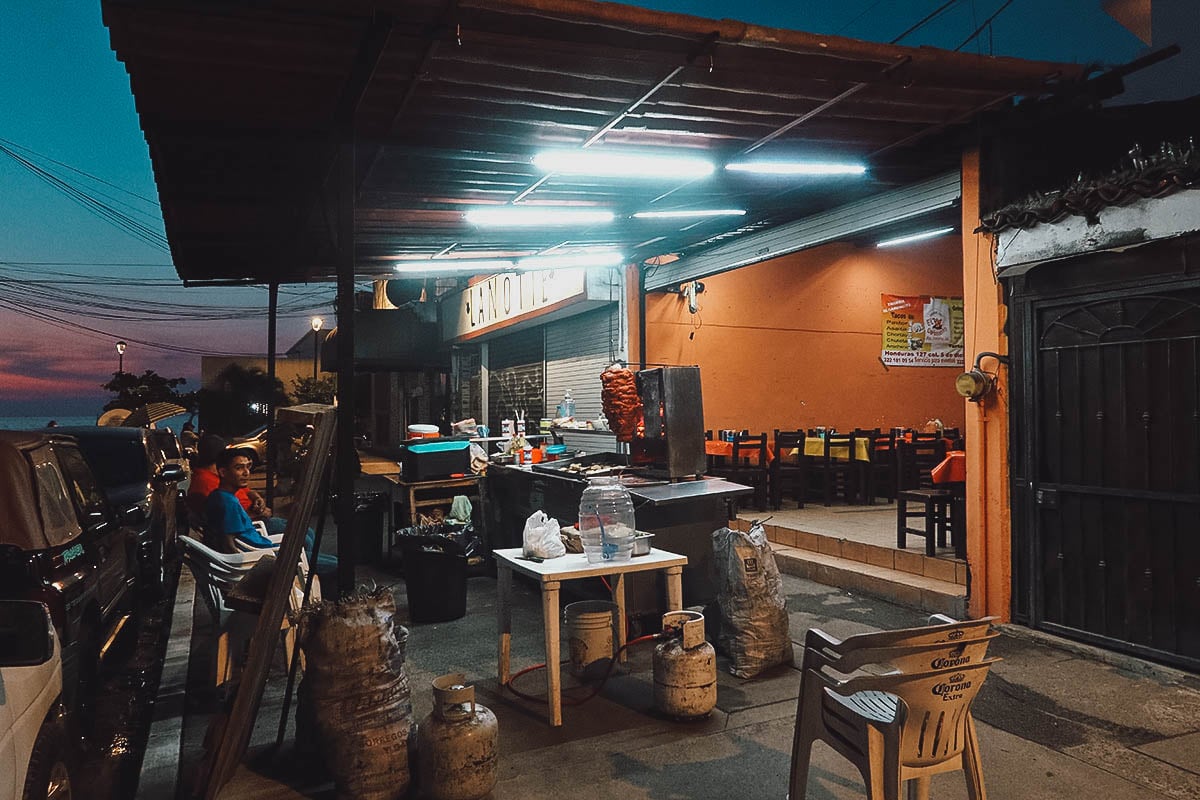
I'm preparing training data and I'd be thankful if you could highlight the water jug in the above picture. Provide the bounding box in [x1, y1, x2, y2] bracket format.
[577, 476, 635, 563]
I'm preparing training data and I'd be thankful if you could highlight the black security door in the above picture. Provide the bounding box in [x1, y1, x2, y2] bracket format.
[1010, 241, 1200, 671]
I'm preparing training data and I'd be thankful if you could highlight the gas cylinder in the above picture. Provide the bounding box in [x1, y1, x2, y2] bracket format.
[653, 610, 717, 719]
[416, 673, 499, 800]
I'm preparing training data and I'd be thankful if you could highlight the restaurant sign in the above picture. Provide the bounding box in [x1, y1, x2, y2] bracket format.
[881, 293, 964, 367]
[444, 269, 589, 340]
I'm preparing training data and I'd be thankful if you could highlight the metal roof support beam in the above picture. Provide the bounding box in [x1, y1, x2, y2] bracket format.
[739, 56, 911, 156]
[510, 31, 719, 205]
[331, 14, 393, 596]
[358, 0, 460, 196]
[334, 139, 357, 599]
[266, 283, 278, 508]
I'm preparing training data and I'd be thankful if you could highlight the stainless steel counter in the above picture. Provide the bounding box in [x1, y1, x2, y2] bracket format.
[628, 477, 752, 506]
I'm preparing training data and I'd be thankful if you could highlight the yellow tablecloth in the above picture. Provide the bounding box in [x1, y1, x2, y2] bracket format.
[802, 436, 871, 462]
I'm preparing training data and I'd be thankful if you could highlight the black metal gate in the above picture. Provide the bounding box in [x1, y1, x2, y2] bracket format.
[1009, 242, 1200, 671]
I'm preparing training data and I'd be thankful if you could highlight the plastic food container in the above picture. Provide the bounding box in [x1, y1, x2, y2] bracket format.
[632, 533, 654, 556]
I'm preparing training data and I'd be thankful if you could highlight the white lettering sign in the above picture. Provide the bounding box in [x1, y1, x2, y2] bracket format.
[448, 269, 588, 340]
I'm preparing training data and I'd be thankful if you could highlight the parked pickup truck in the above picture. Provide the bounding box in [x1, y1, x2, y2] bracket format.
[54, 426, 184, 595]
[0, 430, 143, 718]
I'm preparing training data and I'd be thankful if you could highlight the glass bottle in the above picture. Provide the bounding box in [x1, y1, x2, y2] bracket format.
[577, 476, 635, 563]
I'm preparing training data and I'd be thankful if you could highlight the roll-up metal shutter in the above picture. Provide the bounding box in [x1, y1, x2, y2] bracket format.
[487, 327, 544, 432]
[544, 306, 618, 424]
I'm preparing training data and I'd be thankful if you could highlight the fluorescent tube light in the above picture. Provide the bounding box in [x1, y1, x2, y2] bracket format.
[517, 250, 625, 270]
[465, 207, 614, 226]
[533, 150, 715, 178]
[633, 209, 747, 219]
[725, 161, 867, 176]
[394, 259, 515, 274]
[876, 227, 956, 248]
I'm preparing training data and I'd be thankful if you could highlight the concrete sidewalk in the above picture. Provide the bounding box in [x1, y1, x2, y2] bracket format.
[148, 543, 1200, 800]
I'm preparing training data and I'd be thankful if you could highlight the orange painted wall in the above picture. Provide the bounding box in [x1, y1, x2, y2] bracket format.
[645, 236, 967, 435]
[960, 149, 1012, 621]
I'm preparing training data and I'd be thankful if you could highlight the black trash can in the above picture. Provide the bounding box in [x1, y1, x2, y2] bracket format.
[354, 491, 389, 564]
[397, 532, 468, 624]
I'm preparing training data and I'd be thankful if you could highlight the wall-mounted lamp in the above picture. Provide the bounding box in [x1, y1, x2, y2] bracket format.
[955, 351, 1009, 402]
[682, 280, 705, 314]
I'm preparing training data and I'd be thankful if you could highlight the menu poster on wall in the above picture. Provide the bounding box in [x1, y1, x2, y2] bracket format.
[881, 294, 965, 367]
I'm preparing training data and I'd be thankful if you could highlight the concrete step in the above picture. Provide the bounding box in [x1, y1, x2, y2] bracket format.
[727, 518, 967, 617]
[770, 542, 966, 618]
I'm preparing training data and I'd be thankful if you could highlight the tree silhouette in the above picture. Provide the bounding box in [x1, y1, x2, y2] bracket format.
[291, 375, 337, 405]
[196, 364, 289, 436]
[102, 370, 195, 412]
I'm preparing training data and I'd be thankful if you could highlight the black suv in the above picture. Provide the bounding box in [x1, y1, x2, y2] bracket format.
[54, 426, 184, 594]
[0, 430, 141, 714]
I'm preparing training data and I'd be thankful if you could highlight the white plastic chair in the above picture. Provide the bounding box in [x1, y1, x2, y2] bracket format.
[181, 533, 310, 689]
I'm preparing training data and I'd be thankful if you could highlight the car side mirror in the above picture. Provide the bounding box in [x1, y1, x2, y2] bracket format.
[0, 600, 55, 667]
[158, 465, 186, 483]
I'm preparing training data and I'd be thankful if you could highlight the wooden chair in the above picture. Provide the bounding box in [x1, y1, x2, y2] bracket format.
[810, 431, 857, 506]
[771, 429, 808, 509]
[731, 431, 770, 511]
[790, 616, 1000, 800]
[854, 428, 895, 505]
[895, 440, 953, 556]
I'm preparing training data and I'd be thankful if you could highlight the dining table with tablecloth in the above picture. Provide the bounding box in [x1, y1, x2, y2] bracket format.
[704, 438, 774, 464]
[802, 435, 872, 462]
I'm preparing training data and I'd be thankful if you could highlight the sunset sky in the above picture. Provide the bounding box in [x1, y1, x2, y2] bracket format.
[0, 1, 1144, 418]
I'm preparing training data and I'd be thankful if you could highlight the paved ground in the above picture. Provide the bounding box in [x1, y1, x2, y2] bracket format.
[151, 535, 1200, 800]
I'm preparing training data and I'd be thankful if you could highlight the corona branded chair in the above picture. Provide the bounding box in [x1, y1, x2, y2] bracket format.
[789, 616, 999, 800]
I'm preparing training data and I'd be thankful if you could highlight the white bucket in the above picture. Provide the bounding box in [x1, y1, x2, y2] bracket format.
[407, 424, 440, 439]
[564, 600, 617, 680]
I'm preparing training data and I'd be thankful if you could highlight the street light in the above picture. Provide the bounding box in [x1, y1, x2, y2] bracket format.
[310, 317, 323, 381]
[116, 340, 127, 373]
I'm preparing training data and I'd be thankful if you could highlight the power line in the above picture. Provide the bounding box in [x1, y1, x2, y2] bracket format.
[0, 137, 159, 206]
[955, 0, 1015, 52]
[891, 0, 961, 44]
[835, 0, 890, 36]
[0, 142, 170, 252]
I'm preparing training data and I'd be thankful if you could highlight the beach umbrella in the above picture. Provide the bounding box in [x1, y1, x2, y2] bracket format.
[121, 402, 187, 428]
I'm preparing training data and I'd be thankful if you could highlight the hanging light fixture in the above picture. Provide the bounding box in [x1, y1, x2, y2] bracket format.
[725, 160, 867, 176]
[533, 150, 715, 178]
[465, 207, 614, 227]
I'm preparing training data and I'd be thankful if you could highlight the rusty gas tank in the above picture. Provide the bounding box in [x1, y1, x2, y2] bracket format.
[653, 610, 717, 719]
[416, 673, 498, 800]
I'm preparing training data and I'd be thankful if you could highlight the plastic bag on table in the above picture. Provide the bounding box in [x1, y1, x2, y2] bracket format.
[522, 510, 566, 559]
[712, 521, 793, 678]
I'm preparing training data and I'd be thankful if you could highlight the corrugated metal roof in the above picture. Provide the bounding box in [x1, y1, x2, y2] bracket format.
[101, 0, 1088, 285]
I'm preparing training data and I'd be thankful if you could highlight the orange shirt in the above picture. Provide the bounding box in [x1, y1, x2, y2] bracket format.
[186, 467, 252, 517]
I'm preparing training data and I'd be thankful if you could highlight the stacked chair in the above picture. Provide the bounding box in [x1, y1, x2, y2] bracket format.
[182, 528, 317, 690]
[789, 615, 1000, 800]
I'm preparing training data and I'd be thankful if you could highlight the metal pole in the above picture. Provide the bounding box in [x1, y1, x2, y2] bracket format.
[313, 333, 319, 381]
[335, 138, 357, 599]
[267, 283, 278, 507]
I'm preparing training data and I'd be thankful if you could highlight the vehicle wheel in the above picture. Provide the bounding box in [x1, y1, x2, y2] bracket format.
[23, 718, 75, 800]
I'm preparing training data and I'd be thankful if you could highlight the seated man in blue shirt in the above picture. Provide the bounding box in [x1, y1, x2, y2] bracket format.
[206, 448, 336, 578]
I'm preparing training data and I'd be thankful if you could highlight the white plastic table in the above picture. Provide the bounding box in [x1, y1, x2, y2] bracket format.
[493, 547, 687, 726]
